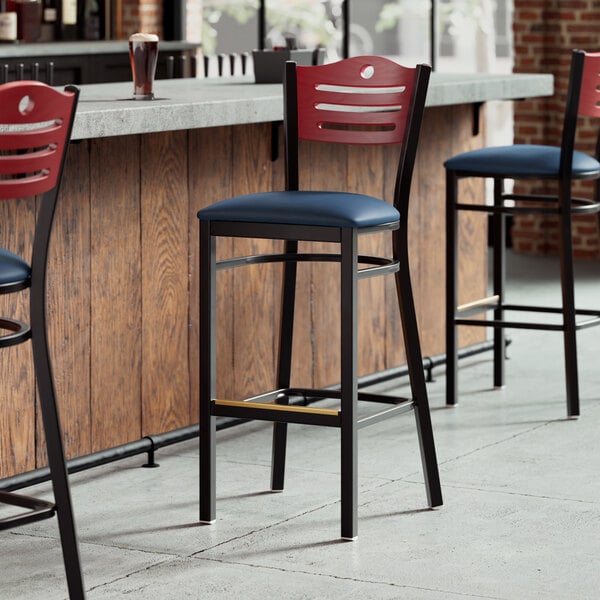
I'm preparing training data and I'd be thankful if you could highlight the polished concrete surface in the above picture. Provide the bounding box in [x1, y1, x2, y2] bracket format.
[2, 250, 600, 599]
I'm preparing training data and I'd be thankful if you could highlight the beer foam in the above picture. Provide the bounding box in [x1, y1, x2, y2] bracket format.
[129, 33, 159, 42]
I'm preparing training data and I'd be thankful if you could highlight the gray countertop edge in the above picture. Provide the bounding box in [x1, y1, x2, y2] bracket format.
[69, 72, 554, 141]
[0, 40, 200, 58]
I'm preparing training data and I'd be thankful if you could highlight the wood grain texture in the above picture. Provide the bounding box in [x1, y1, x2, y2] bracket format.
[348, 144, 388, 377]
[409, 106, 454, 359]
[188, 126, 234, 421]
[382, 143, 408, 370]
[90, 135, 142, 451]
[141, 131, 191, 435]
[300, 140, 347, 390]
[449, 106, 488, 349]
[0, 197, 36, 477]
[42, 141, 92, 463]
[231, 124, 282, 400]
[0, 109, 488, 478]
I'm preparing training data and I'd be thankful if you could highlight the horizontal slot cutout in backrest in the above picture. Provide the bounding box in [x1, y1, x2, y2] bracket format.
[295, 57, 415, 145]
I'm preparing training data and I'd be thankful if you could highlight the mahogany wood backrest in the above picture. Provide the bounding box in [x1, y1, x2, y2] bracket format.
[0, 81, 78, 200]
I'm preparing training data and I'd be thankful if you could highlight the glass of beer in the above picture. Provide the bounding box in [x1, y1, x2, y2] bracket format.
[129, 33, 159, 100]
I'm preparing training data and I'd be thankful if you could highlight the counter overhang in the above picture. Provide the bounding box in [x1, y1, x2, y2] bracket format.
[65, 72, 553, 140]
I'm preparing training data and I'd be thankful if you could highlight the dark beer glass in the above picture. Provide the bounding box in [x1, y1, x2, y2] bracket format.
[129, 33, 159, 100]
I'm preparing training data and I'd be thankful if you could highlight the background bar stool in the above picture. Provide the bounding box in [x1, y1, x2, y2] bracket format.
[0, 82, 84, 598]
[445, 49, 600, 417]
[198, 56, 443, 540]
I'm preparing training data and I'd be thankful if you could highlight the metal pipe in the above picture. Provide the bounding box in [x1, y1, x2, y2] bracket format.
[342, 0, 350, 58]
[430, 0, 437, 71]
[258, 0, 266, 50]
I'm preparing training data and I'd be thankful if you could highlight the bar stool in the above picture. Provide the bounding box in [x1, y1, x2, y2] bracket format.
[445, 49, 600, 417]
[198, 56, 443, 540]
[0, 81, 85, 598]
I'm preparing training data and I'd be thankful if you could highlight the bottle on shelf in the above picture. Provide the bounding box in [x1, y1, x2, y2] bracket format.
[0, 0, 18, 43]
[40, 0, 57, 40]
[59, 0, 77, 40]
[12, 0, 42, 43]
[78, 0, 102, 40]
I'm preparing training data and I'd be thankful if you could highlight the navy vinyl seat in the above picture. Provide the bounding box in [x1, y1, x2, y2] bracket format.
[445, 144, 600, 179]
[198, 190, 400, 228]
[445, 49, 600, 418]
[0, 247, 30, 287]
[197, 56, 442, 541]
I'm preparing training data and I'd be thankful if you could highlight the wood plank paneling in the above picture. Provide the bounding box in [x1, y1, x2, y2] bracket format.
[188, 126, 234, 419]
[231, 124, 282, 400]
[382, 144, 407, 370]
[90, 135, 142, 451]
[0, 197, 36, 477]
[0, 110, 489, 479]
[449, 106, 488, 349]
[42, 141, 92, 462]
[300, 140, 347, 389]
[141, 131, 190, 435]
[349, 144, 388, 377]
[409, 106, 455, 359]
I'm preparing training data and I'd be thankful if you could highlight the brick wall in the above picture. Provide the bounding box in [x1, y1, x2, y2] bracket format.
[121, 0, 162, 39]
[512, 0, 600, 258]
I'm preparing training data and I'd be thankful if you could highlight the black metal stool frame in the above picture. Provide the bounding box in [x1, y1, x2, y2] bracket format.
[446, 49, 600, 417]
[199, 58, 442, 540]
[0, 82, 85, 599]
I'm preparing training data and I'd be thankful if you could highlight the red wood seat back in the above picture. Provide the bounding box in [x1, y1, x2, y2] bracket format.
[0, 81, 78, 200]
[577, 51, 600, 118]
[294, 56, 418, 146]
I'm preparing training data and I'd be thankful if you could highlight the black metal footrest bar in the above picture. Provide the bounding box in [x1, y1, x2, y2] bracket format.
[0, 490, 56, 530]
[456, 194, 600, 216]
[502, 303, 600, 317]
[212, 384, 415, 429]
[358, 400, 414, 429]
[283, 387, 409, 405]
[0, 340, 498, 494]
[0, 317, 31, 348]
[216, 252, 398, 277]
[212, 399, 340, 427]
[456, 318, 565, 331]
[455, 302, 600, 331]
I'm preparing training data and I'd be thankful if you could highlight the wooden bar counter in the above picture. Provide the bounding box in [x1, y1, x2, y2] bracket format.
[0, 72, 553, 478]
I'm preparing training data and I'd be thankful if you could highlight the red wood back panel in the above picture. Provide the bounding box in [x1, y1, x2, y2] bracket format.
[0, 81, 77, 199]
[578, 52, 600, 118]
[295, 56, 416, 145]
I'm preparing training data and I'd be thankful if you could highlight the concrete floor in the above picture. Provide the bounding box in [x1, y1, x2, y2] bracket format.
[2, 250, 600, 599]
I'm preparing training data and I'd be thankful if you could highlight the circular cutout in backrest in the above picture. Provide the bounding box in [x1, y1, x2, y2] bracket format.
[18, 95, 35, 116]
[360, 64, 375, 80]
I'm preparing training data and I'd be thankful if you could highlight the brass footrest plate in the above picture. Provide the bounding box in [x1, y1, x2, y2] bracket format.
[212, 399, 340, 427]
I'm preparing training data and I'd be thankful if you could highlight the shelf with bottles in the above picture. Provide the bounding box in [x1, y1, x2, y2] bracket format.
[0, 0, 110, 44]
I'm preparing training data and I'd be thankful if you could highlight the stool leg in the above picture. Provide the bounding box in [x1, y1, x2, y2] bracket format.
[30, 298, 85, 599]
[492, 178, 506, 389]
[445, 169, 458, 405]
[557, 209, 580, 417]
[340, 228, 358, 540]
[395, 230, 443, 509]
[199, 221, 217, 522]
[271, 241, 299, 491]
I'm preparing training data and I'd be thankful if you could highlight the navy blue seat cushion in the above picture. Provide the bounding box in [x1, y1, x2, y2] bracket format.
[445, 144, 600, 179]
[0, 247, 30, 286]
[197, 191, 399, 228]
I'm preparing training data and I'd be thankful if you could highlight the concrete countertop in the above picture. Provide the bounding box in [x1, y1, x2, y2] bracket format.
[70, 72, 554, 141]
[0, 40, 199, 58]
